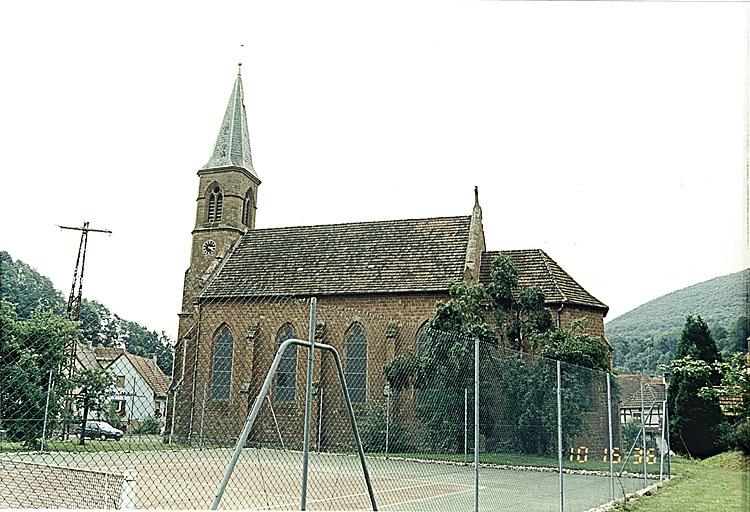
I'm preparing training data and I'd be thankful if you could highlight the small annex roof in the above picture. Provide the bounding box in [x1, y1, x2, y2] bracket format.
[200, 216, 473, 299]
[618, 374, 666, 408]
[202, 68, 257, 179]
[479, 249, 608, 313]
[112, 352, 171, 398]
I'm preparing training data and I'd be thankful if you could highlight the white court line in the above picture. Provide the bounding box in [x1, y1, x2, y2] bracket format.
[264, 480, 474, 511]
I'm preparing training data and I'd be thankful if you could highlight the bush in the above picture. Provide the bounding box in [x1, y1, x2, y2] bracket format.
[357, 400, 414, 453]
[724, 418, 750, 455]
[133, 415, 160, 435]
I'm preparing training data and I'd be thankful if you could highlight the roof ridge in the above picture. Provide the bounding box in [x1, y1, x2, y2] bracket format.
[538, 249, 568, 302]
[251, 215, 472, 232]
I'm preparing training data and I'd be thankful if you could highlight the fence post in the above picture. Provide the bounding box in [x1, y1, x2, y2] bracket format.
[474, 338, 479, 512]
[464, 387, 468, 458]
[557, 360, 563, 512]
[659, 398, 666, 481]
[384, 384, 390, 459]
[41, 373, 53, 451]
[199, 382, 207, 449]
[120, 469, 137, 510]
[317, 387, 324, 453]
[640, 377, 647, 486]
[606, 373, 614, 501]
[300, 297, 317, 511]
[663, 373, 671, 478]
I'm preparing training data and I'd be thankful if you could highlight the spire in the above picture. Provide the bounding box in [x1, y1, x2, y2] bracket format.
[202, 67, 257, 178]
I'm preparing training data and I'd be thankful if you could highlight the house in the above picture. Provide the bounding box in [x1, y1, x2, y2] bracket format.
[106, 352, 171, 431]
[167, 70, 610, 445]
[618, 374, 666, 449]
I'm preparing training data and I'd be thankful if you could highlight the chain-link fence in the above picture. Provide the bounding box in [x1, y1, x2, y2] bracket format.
[1, 293, 668, 511]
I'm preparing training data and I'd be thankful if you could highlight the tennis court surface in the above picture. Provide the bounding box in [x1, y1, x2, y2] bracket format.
[1, 448, 653, 510]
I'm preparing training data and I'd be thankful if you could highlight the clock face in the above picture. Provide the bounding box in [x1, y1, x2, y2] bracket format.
[202, 240, 217, 255]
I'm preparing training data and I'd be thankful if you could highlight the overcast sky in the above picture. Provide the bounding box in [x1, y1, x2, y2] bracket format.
[0, 1, 746, 338]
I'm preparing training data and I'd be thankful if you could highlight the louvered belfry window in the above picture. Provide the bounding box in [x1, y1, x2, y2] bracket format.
[275, 323, 297, 402]
[210, 325, 233, 399]
[207, 185, 223, 222]
[345, 322, 367, 404]
[242, 189, 254, 227]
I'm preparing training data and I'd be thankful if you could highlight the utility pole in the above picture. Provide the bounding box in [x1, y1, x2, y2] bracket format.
[58, 221, 111, 438]
[59, 222, 112, 370]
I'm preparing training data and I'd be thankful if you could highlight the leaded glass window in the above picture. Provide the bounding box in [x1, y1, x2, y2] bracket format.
[210, 325, 233, 399]
[345, 322, 367, 404]
[276, 323, 297, 402]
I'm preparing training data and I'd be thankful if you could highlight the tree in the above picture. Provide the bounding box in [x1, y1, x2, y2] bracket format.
[0, 251, 65, 319]
[666, 316, 726, 458]
[0, 300, 79, 445]
[71, 368, 113, 445]
[384, 254, 608, 455]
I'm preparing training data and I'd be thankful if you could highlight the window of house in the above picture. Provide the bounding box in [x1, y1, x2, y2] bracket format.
[207, 185, 223, 222]
[275, 323, 297, 402]
[114, 399, 126, 416]
[345, 322, 367, 404]
[116, 375, 125, 388]
[210, 325, 233, 399]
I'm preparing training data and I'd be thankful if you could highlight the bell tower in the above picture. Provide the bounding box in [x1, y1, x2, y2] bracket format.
[179, 67, 260, 331]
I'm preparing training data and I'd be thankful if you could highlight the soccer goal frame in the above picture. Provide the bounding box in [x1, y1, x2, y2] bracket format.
[210, 337, 378, 511]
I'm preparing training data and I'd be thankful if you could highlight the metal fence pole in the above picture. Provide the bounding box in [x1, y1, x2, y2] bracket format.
[474, 338, 479, 512]
[199, 382, 207, 449]
[41, 373, 53, 451]
[300, 297, 317, 511]
[384, 385, 390, 459]
[606, 373, 615, 501]
[316, 387, 323, 453]
[464, 387, 468, 457]
[640, 377, 647, 486]
[557, 360, 564, 512]
[659, 399, 666, 481]
[664, 376, 671, 478]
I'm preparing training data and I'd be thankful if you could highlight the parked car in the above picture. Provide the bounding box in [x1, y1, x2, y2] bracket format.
[78, 421, 123, 441]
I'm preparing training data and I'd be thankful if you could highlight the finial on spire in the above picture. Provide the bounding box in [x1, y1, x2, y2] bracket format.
[474, 186, 479, 205]
[238, 62, 242, 75]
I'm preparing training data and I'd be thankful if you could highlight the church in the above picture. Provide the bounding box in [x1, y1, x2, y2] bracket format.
[166, 70, 610, 445]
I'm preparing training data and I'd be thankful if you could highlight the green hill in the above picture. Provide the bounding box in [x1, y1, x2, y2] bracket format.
[606, 269, 748, 374]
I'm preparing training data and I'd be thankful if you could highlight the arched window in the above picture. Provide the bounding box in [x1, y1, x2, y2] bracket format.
[210, 325, 233, 399]
[207, 184, 223, 222]
[345, 322, 367, 404]
[242, 189, 255, 227]
[276, 323, 297, 402]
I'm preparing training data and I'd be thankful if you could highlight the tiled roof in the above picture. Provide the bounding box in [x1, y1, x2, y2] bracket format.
[618, 374, 666, 408]
[480, 250, 608, 312]
[120, 353, 171, 398]
[94, 346, 124, 367]
[76, 343, 100, 371]
[200, 216, 472, 299]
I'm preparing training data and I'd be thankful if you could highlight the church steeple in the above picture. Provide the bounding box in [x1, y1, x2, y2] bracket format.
[202, 65, 257, 179]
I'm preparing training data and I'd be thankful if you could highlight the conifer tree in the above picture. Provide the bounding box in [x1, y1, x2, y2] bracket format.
[667, 315, 725, 458]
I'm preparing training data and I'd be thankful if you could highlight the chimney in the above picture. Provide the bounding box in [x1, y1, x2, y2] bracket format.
[152, 354, 158, 366]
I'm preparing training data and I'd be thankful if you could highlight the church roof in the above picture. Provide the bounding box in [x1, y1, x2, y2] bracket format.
[199, 216, 473, 299]
[202, 69, 257, 178]
[480, 249, 608, 312]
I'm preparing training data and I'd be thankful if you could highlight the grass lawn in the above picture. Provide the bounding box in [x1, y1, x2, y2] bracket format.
[616, 451, 749, 512]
